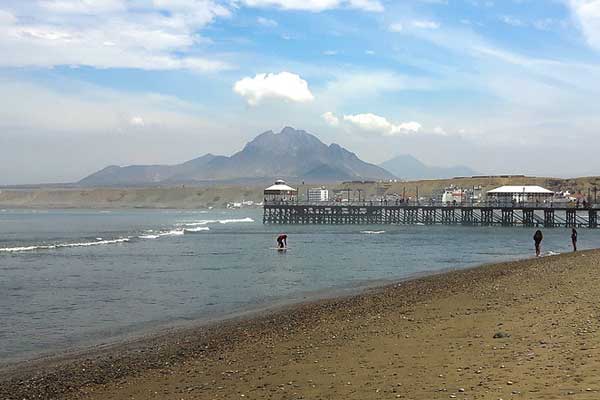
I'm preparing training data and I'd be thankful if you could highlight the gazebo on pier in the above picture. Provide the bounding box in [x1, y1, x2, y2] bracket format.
[486, 185, 554, 205]
[264, 180, 297, 203]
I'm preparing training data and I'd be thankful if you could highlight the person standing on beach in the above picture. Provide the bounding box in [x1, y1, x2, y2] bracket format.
[571, 228, 578, 252]
[534, 230, 543, 257]
[276, 233, 288, 249]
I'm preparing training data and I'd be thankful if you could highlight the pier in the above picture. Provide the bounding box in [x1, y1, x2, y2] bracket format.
[263, 202, 599, 228]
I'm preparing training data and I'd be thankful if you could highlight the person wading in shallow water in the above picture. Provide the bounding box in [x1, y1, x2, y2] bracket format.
[571, 228, 578, 252]
[533, 230, 543, 257]
[276, 233, 288, 249]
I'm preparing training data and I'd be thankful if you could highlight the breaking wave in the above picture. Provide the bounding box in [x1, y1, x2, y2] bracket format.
[184, 227, 210, 233]
[360, 230, 386, 234]
[182, 217, 254, 226]
[0, 238, 130, 253]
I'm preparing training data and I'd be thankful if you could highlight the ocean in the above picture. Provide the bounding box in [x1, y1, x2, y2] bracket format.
[1, 208, 598, 364]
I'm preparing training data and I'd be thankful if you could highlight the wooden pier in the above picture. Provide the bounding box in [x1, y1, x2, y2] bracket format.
[263, 202, 599, 228]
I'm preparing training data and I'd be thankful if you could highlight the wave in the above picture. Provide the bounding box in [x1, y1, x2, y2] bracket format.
[0, 238, 130, 253]
[219, 217, 254, 224]
[138, 234, 160, 239]
[183, 217, 254, 226]
[184, 227, 210, 233]
[159, 229, 184, 237]
[361, 230, 386, 234]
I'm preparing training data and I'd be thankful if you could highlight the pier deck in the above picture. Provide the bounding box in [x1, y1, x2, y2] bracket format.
[263, 202, 598, 228]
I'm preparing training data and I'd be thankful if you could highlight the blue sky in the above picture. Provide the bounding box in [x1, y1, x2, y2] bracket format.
[1, 0, 600, 183]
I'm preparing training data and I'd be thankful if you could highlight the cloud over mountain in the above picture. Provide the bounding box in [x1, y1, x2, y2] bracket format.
[343, 113, 422, 136]
[234, 72, 315, 106]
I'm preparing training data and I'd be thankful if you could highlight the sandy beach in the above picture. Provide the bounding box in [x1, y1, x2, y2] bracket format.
[3, 250, 600, 399]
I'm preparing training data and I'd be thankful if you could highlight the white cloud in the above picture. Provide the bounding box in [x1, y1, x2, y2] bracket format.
[389, 22, 404, 32]
[322, 111, 340, 126]
[411, 20, 440, 29]
[257, 16, 278, 27]
[41, 0, 126, 14]
[0, 1, 232, 71]
[433, 126, 448, 135]
[500, 15, 525, 27]
[233, 72, 315, 106]
[323, 50, 338, 55]
[569, 0, 600, 50]
[129, 116, 145, 127]
[389, 20, 440, 32]
[347, 0, 384, 12]
[343, 113, 422, 136]
[239, 0, 383, 12]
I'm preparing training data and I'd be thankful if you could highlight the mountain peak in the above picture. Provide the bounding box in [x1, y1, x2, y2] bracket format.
[280, 126, 302, 135]
[80, 127, 395, 185]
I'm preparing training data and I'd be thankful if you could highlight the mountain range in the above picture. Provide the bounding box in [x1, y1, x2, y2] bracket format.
[79, 127, 479, 186]
[379, 154, 479, 180]
[79, 127, 394, 186]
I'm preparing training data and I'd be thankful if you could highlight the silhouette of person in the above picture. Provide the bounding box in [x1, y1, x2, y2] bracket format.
[533, 230, 543, 257]
[276, 234, 288, 249]
[571, 228, 578, 252]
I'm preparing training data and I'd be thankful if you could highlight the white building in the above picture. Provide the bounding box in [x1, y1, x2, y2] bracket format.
[442, 188, 465, 205]
[487, 185, 554, 204]
[308, 187, 329, 203]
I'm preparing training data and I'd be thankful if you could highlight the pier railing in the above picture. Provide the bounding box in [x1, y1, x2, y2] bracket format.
[263, 201, 599, 228]
[264, 199, 598, 209]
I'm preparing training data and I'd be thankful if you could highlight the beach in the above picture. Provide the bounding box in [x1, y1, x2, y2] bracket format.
[2, 249, 600, 399]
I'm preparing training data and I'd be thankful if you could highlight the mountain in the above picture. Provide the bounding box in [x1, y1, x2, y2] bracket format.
[379, 154, 478, 180]
[79, 127, 394, 186]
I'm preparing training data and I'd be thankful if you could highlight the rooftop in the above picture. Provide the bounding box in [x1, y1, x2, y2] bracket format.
[487, 185, 554, 194]
[265, 180, 297, 192]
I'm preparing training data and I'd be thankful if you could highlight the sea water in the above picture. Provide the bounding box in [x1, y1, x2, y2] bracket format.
[1, 208, 598, 363]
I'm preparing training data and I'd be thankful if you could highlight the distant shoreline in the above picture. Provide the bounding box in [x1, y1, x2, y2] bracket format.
[3, 251, 596, 399]
[1, 176, 599, 210]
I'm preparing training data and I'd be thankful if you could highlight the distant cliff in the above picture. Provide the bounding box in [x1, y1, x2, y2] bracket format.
[379, 154, 478, 180]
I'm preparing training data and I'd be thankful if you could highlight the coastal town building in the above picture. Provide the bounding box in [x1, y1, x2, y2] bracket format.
[308, 187, 329, 203]
[486, 185, 554, 204]
[264, 180, 297, 203]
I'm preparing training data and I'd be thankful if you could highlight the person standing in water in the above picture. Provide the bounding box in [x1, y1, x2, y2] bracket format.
[571, 228, 578, 252]
[276, 233, 288, 249]
[533, 230, 543, 257]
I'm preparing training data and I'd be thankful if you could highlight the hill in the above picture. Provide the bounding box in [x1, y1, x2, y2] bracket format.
[379, 154, 478, 180]
[2, 176, 600, 209]
[79, 127, 394, 186]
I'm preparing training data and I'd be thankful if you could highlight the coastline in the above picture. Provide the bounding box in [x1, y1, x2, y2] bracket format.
[3, 250, 600, 399]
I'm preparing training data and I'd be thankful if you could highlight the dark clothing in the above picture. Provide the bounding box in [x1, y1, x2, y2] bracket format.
[572, 229, 578, 252]
[277, 234, 287, 248]
[533, 230, 543, 257]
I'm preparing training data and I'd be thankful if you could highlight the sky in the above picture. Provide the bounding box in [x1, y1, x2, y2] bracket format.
[1, 0, 600, 184]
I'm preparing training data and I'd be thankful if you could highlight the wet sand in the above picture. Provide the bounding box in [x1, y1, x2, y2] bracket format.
[3, 250, 600, 399]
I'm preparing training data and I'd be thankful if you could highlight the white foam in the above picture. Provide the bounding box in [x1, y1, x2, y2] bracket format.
[360, 230, 386, 234]
[0, 238, 129, 253]
[139, 234, 160, 239]
[159, 229, 184, 237]
[218, 217, 254, 224]
[183, 220, 217, 226]
[184, 227, 210, 233]
[182, 217, 254, 226]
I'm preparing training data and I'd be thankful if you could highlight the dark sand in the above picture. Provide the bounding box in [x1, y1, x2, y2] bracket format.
[3, 250, 600, 399]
